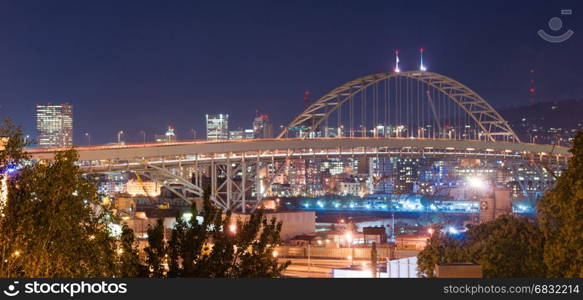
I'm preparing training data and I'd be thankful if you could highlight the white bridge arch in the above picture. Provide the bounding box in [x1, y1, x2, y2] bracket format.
[279, 71, 520, 143]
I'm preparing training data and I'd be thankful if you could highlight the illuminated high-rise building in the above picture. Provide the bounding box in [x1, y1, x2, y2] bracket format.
[229, 127, 254, 140]
[253, 114, 273, 139]
[206, 114, 229, 140]
[36, 103, 73, 148]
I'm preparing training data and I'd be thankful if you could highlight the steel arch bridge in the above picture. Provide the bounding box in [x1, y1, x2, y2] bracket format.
[27, 71, 570, 212]
[279, 71, 520, 143]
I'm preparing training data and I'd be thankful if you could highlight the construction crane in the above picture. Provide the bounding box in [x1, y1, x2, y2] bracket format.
[135, 172, 169, 209]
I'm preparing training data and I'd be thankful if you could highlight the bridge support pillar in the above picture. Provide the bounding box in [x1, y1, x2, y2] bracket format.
[241, 158, 247, 213]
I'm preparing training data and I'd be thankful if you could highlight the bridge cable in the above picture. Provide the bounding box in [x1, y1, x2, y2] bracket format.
[384, 77, 387, 135]
[350, 94, 354, 137]
[406, 76, 410, 137]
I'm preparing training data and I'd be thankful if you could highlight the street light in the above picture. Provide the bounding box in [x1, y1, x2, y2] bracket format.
[190, 128, 196, 140]
[139, 130, 146, 143]
[229, 223, 237, 234]
[117, 131, 124, 144]
[84, 132, 91, 145]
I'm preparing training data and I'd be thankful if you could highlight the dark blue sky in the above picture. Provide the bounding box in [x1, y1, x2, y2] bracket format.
[1, 0, 582, 144]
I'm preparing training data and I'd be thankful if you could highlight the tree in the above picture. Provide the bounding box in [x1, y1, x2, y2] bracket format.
[144, 219, 166, 277]
[117, 225, 145, 277]
[166, 223, 183, 278]
[0, 148, 119, 277]
[1, 119, 131, 277]
[537, 131, 583, 277]
[0, 118, 29, 172]
[165, 187, 290, 277]
[417, 228, 466, 278]
[465, 215, 546, 278]
[370, 242, 378, 278]
[417, 215, 545, 278]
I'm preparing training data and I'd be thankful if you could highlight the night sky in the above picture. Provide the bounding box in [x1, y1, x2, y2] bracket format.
[1, 0, 582, 145]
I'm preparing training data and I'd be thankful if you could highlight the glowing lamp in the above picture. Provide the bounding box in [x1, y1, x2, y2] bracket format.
[468, 177, 486, 189]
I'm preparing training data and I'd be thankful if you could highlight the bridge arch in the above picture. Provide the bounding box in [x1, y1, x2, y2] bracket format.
[278, 71, 520, 142]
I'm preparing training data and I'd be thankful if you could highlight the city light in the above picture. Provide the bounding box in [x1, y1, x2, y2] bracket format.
[345, 232, 353, 245]
[0, 174, 7, 210]
[428, 228, 434, 235]
[467, 176, 487, 189]
[182, 212, 193, 222]
[229, 223, 237, 234]
[447, 227, 459, 234]
[108, 224, 123, 237]
[4, 165, 17, 175]
[272, 250, 278, 258]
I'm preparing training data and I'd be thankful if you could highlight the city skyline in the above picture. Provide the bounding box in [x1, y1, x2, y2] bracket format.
[26, 90, 583, 147]
[1, 1, 582, 145]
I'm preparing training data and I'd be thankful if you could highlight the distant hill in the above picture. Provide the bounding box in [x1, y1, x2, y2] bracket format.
[497, 99, 583, 144]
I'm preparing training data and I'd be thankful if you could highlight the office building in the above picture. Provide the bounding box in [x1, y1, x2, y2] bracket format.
[36, 103, 73, 148]
[206, 114, 229, 140]
[229, 128, 254, 140]
[253, 114, 274, 139]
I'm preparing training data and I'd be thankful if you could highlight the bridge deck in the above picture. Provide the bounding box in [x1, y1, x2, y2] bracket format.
[27, 137, 569, 167]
